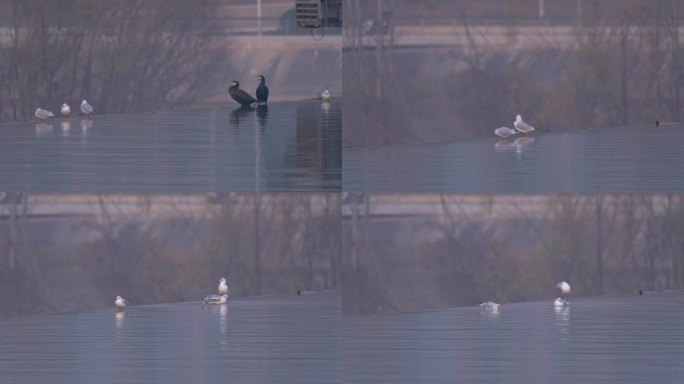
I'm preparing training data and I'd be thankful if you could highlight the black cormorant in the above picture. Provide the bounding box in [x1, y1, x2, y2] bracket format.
[256, 75, 269, 105]
[229, 80, 257, 106]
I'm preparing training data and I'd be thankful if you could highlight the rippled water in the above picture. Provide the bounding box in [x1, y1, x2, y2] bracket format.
[0, 100, 341, 192]
[344, 124, 684, 192]
[0, 291, 340, 384]
[344, 293, 684, 383]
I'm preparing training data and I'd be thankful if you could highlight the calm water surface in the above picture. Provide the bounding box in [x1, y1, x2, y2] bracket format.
[0, 291, 340, 384]
[0, 100, 341, 192]
[344, 293, 684, 383]
[344, 124, 684, 192]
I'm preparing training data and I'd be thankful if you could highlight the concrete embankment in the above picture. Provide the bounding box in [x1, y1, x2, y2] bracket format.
[198, 35, 342, 107]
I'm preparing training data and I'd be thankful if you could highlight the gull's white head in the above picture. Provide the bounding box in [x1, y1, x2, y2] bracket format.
[81, 99, 87, 105]
[556, 281, 571, 295]
[62, 103, 68, 108]
[219, 277, 226, 283]
[116, 295, 122, 300]
[515, 114, 522, 122]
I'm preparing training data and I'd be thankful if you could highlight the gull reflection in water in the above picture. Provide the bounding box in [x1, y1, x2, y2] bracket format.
[495, 139, 517, 152]
[35, 123, 54, 138]
[80, 119, 93, 131]
[514, 136, 535, 157]
[554, 305, 571, 341]
[115, 310, 126, 338]
[61, 121, 71, 136]
[219, 303, 229, 350]
[321, 100, 330, 114]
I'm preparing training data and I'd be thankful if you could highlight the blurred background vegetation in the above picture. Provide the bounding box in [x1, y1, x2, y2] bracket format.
[0, 0, 230, 122]
[343, 194, 684, 316]
[343, 0, 684, 146]
[0, 193, 340, 316]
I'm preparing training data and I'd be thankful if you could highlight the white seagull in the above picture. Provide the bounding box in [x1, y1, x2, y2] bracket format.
[554, 297, 569, 308]
[218, 277, 229, 295]
[514, 114, 535, 135]
[115, 295, 129, 309]
[494, 126, 518, 139]
[35, 108, 55, 120]
[61, 103, 71, 117]
[556, 281, 571, 299]
[554, 281, 571, 307]
[203, 294, 228, 304]
[320, 90, 331, 102]
[80, 99, 95, 117]
[479, 301, 502, 312]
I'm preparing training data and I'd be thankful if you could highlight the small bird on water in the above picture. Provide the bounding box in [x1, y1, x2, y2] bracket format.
[35, 108, 55, 120]
[61, 103, 71, 117]
[554, 281, 571, 307]
[115, 295, 129, 309]
[218, 277, 229, 295]
[514, 114, 535, 135]
[319, 89, 331, 102]
[203, 294, 228, 304]
[656, 120, 660, 127]
[255, 75, 269, 105]
[494, 126, 518, 139]
[80, 99, 95, 117]
[479, 301, 502, 312]
[229, 80, 257, 107]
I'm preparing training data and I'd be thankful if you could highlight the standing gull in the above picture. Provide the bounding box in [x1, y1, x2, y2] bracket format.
[514, 114, 535, 135]
[115, 295, 129, 309]
[319, 90, 331, 102]
[35, 108, 55, 120]
[494, 126, 517, 139]
[61, 103, 71, 117]
[218, 277, 229, 295]
[81, 99, 95, 117]
[255, 75, 269, 105]
[554, 281, 571, 307]
[203, 294, 228, 304]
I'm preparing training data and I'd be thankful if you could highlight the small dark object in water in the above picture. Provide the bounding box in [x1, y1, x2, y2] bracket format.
[256, 75, 269, 105]
[297, 290, 302, 295]
[639, 289, 643, 295]
[229, 80, 257, 106]
[656, 120, 660, 127]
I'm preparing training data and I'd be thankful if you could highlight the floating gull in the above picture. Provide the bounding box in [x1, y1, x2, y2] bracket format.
[554, 297, 569, 308]
[479, 301, 502, 312]
[203, 294, 228, 304]
[35, 108, 55, 120]
[494, 126, 517, 138]
[320, 90, 331, 102]
[115, 295, 129, 309]
[556, 281, 571, 299]
[514, 114, 535, 135]
[61, 103, 71, 117]
[80, 99, 95, 117]
[554, 281, 571, 307]
[218, 277, 229, 295]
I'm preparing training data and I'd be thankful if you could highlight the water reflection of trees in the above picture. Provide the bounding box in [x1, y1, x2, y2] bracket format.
[0, 194, 340, 315]
[0, 0, 228, 122]
[344, 194, 684, 316]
